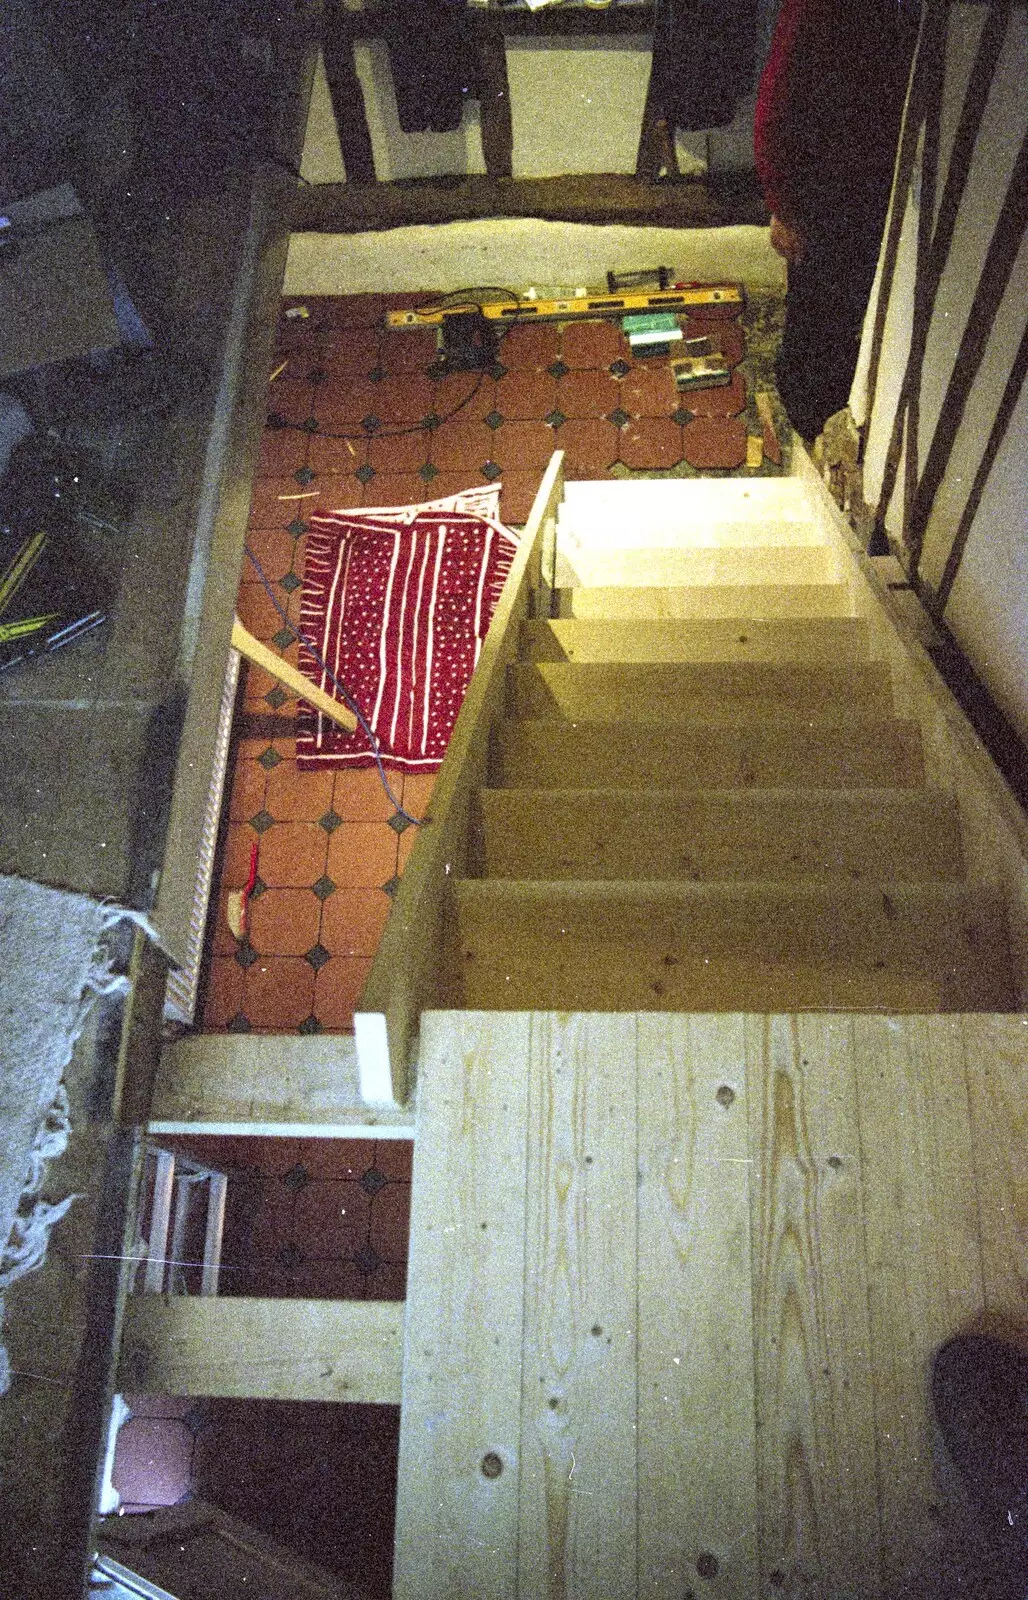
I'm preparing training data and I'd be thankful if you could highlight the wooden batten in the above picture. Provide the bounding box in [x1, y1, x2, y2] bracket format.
[354, 451, 566, 1105]
[150, 1033, 415, 1137]
[118, 1296, 403, 1404]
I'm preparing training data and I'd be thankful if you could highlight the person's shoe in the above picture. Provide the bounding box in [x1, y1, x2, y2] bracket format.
[932, 1333, 1028, 1549]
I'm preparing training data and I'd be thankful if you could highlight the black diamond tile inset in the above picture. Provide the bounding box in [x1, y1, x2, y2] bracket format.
[272, 627, 294, 652]
[301, 416, 320, 433]
[381, 875, 402, 899]
[227, 1011, 252, 1034]
[608, 406, 631, 429]
[257, 746, 283, 772]
[547, 358, 569, 380]
[294, 465, 315, 487]
[355, 462, 376, 485]
[249, 809, 274, 835]
[308, 367, 327, 385]
[284, 1163, 310, 1194]
[422, 412, 441, 432]
[234, 938, 259, 970]
[266, 411, 287, 430]
[359, 1167, 389, 1196]
[298, 1014, 323, 1036]
[361, 414, 381, 435]
[287, 517, 308, 536]
[419, 462, 439, 482]
[387, 811, 411, 835]
[311, 874, 336, 902]
[481, 460, 502, 482]
[354, 1244, 382, 1276]
[484, 410, 504, 431]
[672, 406, 692, 426]
[304, 942, 331, 972]
[368, 365, 386, 383]
[319, 810, 343, 834]
[545, 409, 567, 430]
[489, 360, 508, 381]
[279, 570, 301, 594]
[249, 876, 268, 900]
[609, 359, 631, 379]
[426, 360, 447, 382]
[265, 685, 288, 710]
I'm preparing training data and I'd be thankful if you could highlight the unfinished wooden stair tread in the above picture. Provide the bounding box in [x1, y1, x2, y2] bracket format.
[447, 880, 1016, 1013]
[478, 786, 964, 882]
[509, 659, 895, 720]
[519, 616, 873, 663]
[554, 582, 855, 619]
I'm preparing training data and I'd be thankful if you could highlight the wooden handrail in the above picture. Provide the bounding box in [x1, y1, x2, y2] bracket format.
[354, 451, 566, 1105]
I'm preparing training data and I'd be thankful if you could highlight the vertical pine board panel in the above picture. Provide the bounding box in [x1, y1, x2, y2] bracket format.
[394, 1012, 532, 1600]
[636, 1014, 759, 1599]
[852, 1016, 985, 1593]
[518, 1014, 638, 1600]
[749, 1016, 882, 1598]
[962, 1014, 1028, 1316]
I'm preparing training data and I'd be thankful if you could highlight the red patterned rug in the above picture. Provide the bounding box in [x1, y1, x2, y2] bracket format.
[296, 486, 519, 771]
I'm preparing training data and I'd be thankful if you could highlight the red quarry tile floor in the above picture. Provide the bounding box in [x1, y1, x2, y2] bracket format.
[201, 288, 774, 1037]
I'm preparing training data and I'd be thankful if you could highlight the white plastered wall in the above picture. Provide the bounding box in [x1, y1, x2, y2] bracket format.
[285, 217, 783, 299]
[853, 2, 1028, 748]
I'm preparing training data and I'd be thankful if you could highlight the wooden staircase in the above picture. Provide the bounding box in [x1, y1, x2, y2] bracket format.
[354, 455, 1025, 1102]
[434, 474, 1016, 1024]
[369, 456, 1028, 1598]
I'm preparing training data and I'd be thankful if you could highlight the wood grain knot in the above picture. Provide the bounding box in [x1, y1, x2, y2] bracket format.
[715, 1085, 735, 1108]
[481, 1452, 503, 1479]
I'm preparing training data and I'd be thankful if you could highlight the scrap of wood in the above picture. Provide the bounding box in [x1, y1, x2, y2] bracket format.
[746, 435, 764, 469]
[225, 890, 245, 941]
[231, 616, 358, 734]
[755, 391, 783, 466]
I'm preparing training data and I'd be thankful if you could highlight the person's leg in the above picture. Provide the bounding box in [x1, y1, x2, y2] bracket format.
[774, 220, 882, 443]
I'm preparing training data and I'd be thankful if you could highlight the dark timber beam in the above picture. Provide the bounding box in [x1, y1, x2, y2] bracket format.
[292, 173, 768, 233]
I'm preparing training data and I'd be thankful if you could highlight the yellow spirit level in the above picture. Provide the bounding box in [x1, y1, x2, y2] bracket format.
[384, 283, 743, 330]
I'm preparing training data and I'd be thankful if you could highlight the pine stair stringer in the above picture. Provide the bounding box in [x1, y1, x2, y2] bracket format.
[353, 451, 565, 1106]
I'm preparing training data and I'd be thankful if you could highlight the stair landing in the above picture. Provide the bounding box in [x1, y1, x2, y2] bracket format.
[395, 1010, 1028, 1599]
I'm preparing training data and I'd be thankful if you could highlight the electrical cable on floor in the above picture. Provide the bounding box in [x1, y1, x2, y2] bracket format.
[269, 287, 525, 443]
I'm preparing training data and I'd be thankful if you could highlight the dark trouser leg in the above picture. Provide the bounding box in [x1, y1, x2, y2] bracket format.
[775, 222, 883, 442]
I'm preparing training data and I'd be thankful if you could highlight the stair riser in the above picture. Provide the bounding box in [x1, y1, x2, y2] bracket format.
[520, 618, 873, 665]
[448, 886, 1016, 1013]
[557, 547, 843, 589]
[558, 517, 828, 550]
[478, 791, 964, 883]
[494, 721, 927, 791]
[509, 662, 895, 722]
[554, 584, 856, 620]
